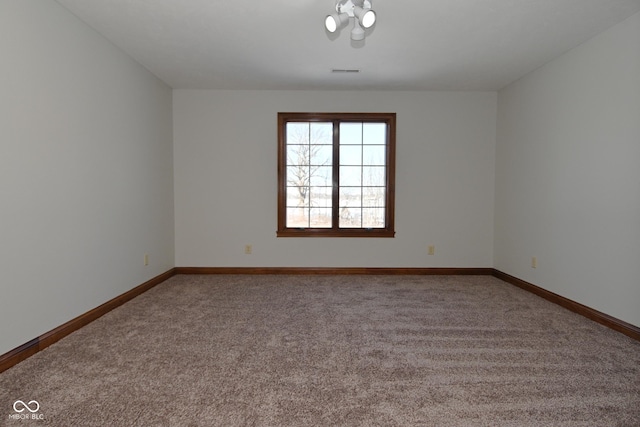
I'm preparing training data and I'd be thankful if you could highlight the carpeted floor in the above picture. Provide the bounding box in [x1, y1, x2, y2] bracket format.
[1, 274, 639, 426]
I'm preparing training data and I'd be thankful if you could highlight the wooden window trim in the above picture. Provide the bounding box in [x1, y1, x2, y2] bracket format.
[277, 112, 396, 238]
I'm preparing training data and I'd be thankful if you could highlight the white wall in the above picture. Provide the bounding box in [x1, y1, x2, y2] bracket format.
[174, 90, 496, 268]
[0, 1, 174, 355]
[495, 12, 640, 326]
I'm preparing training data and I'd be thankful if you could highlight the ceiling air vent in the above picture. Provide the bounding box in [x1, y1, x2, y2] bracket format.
[331, 69, 360, 73]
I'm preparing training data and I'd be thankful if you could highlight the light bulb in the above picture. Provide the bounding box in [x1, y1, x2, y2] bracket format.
[354, 6, 376, 29]
[325, 15, 338, 32]
[325, 12, 349, 33]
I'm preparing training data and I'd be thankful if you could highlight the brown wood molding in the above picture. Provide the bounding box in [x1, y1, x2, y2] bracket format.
[492, 269, 640, 342]
[175, 267, 494, 275]
[0, 339, 40, 374]
[0, 268, 176, 374]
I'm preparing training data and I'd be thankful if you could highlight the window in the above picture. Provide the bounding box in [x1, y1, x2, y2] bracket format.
[277, 112, 396, 237]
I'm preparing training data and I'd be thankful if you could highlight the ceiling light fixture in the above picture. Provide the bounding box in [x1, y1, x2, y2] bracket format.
[325, 0, 376, 42]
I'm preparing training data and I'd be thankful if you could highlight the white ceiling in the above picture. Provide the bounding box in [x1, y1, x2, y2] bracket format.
[54, 0, 640, 91]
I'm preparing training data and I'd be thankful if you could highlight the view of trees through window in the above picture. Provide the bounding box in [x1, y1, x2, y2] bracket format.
[286, 121, 387, 228]
[286, 122, 333, 228]
[278, 112, 395, 237]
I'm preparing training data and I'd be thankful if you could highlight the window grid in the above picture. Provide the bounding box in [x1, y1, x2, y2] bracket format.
[338, 122, 387, 229]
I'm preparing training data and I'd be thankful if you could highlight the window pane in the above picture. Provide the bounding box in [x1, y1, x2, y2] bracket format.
[286, 207, 309, 228]
[340, 123, 362, 145]
[363, 187, 385, 207]
[363, 123, 386, 144]
[310, 145, 333, 166]
[287, 123, 310, 144]
[339, 207, 362, 228]
[310, 166, 332, 186]
[340, 145, 361, 165]
[310, 122, 333, 144]
[340, 166, 361, 186]
[287, 145, 309, 166]
[287, 166, 309, 187]
[363, 166, 386, 186]
[286, 186, 309, 207]
[362, 145, 385, 166]
[310, 208, 332, 228]
[310, 186, 332, 208]
[339, 187, 362, 207]
[363, 208, 385, 228]
[288, 144, 332, 167]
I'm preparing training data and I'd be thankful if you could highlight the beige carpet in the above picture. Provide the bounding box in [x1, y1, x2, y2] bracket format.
[1, 275, 639, 426]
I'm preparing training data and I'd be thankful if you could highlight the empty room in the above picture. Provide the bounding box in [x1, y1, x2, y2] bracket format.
[1, 0, 639, 425]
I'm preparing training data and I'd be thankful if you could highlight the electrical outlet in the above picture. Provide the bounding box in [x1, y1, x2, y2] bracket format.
[428, 245, 435, 256]
[144, 254, 149, 266]
[531, 256, 537, 268]
[244, 245, 252, 255]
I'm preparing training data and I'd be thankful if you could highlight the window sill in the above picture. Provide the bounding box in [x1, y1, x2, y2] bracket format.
[277, 228, 395, 238]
